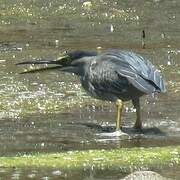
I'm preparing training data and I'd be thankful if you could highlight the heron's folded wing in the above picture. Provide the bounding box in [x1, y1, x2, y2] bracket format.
[116, 68, 156, 94]
[101, 50, 166, 93]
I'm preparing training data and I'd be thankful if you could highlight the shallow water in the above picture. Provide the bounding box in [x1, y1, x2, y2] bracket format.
[0, 0, 180, 179]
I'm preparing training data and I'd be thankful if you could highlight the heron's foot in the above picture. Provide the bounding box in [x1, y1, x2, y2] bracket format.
[134, 116, 142, 130]
[98, 129, 130, 138]
[116, 125, 122, 131]
[133, 124, 143, 133]
[134, 122, 142, 130]
[112, 129, 130, 139]
[115, 99, 123, 130]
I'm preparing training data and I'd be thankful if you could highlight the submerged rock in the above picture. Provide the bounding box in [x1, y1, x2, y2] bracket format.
[122, 171, 171, 180]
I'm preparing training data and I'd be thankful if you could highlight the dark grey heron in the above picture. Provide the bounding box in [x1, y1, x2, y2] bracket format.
[16, 49, 166, 131]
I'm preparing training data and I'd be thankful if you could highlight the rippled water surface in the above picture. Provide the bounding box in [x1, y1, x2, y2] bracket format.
[0, 0, 180, 179]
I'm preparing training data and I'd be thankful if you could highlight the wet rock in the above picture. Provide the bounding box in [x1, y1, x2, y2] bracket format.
[121, 171, 171, 180]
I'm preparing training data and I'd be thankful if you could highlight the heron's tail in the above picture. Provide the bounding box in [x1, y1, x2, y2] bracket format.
[159, 77, 166, 93]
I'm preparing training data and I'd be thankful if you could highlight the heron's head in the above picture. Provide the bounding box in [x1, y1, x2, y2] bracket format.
[55, 50, 97, 75]
[17, 50, 97, 76]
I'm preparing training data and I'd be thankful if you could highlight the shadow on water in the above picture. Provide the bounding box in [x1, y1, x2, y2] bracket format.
[78, 122, 166, 135]
[0, 0, 180, 179]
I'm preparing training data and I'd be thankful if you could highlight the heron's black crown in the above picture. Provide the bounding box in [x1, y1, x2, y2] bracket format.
[66, 50, 97, 60]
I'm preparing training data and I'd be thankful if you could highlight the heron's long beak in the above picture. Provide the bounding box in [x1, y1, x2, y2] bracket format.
[18, 66, 62, 74]
[16, 55, 70, 74]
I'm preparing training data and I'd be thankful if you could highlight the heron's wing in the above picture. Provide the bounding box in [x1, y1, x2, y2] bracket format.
[115, 68, 157, 94]
[101, 49, 166, 93]
[122, 50, 166, 93]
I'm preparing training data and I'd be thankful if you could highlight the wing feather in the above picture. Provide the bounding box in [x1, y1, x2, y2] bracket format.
[100, 49, 166, 93]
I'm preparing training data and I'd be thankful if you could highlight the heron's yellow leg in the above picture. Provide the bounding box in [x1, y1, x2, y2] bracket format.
[115, 99, 123, 131]
[132, 98, 142, 129]
[134, 103, 142, 129]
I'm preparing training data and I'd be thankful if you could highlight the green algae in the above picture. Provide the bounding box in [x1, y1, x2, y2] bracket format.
[0, 146, 180, 171]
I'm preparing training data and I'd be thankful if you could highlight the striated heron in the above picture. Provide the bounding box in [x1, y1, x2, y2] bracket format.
[17, 49, 166, 131]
